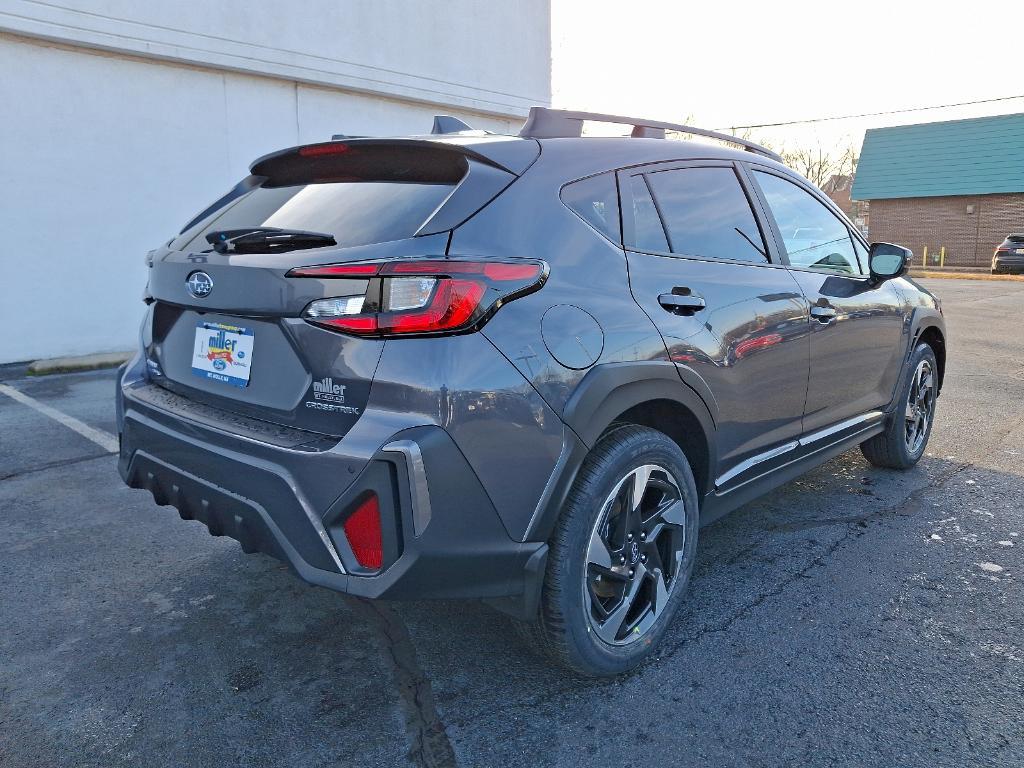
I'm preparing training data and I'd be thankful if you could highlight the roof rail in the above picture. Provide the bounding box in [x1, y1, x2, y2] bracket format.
[518, 107, 783, 162]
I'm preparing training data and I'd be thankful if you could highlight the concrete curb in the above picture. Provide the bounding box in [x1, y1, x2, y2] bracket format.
[27, 352, 133, 376]
[911, 270, 1024, 282]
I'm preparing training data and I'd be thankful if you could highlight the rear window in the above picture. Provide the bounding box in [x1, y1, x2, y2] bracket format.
[175, 182, 455, 252]
[173, 143, 469, 252]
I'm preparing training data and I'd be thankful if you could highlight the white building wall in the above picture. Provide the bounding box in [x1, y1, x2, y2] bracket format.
[0, 0, 550, 363]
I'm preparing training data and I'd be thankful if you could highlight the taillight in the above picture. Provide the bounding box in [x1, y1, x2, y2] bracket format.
[289, 259, 547, 337]
[343, 494, 383, 570]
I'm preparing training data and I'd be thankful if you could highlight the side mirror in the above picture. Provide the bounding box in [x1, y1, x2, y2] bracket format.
[869, 242, 910, 282]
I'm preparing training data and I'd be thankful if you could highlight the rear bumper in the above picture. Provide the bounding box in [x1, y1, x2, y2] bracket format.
[993, 255, 1024, 273]
[116, 362, 544, 603]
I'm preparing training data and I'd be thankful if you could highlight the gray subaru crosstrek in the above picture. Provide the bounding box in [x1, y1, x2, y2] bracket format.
[117, 108, 946, 676]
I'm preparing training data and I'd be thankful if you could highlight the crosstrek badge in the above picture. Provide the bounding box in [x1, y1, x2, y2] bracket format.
[191, 321, 254, 388]
[305, 376, 359, 414]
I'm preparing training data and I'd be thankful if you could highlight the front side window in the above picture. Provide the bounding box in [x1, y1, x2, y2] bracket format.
[853, 237, 869, 273]
[643, 167, 768, 263]
[753, 171, 859, 274]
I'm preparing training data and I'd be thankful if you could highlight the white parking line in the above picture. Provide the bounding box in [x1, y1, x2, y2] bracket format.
[0, 382, 118, 454]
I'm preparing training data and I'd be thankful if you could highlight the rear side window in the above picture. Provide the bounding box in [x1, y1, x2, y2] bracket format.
[177, 182, 455, 252]
[629, 175, 670, 253]
[644, 167, 768, 263]
[561, 172, 621, 242]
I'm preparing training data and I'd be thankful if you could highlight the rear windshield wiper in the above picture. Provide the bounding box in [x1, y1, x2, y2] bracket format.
[205, 228, 337, 254]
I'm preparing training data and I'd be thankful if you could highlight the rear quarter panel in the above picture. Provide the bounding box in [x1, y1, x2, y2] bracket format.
[450, 147, 670, 418]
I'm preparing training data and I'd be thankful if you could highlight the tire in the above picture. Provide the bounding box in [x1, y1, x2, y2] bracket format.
[517, 425, 699, 677]
[860, 342, 938, 469]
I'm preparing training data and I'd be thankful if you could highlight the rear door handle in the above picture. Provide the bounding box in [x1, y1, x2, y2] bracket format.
[810, 304, 837, 323]
[658, 292, 706, 315]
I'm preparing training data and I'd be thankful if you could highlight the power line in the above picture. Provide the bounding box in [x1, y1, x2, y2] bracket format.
[719, 94, 1024, 131]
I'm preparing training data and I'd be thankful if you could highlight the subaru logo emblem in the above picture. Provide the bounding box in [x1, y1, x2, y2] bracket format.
[186, 270, 213, 298]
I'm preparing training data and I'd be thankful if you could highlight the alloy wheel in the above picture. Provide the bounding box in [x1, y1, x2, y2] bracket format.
[905, 359, 936, 455]
[583, 464, 687, 646]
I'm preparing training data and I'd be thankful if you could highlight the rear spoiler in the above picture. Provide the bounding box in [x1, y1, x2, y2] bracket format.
[250, 137, 539, 178]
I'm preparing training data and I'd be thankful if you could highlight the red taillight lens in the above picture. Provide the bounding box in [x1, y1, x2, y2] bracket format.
[318, 315, 379, 333]
[343, 494, 383, 570]
[290, 259, 547, 337]
[290, 262, 380, 277]
[380, 278, 486, 334]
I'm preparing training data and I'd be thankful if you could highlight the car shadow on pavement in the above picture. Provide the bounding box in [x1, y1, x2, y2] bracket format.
[4, 449, 1021, 768]
[356, 449, 1021, 766]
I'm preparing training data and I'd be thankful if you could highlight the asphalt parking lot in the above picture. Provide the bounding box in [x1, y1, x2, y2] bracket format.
[2, 278, 1022, 768]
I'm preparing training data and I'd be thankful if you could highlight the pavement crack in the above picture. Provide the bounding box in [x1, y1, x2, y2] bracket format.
[656, 457, 978, 666]
[348, 599, 458, 768]
[0, 452, 113, 482]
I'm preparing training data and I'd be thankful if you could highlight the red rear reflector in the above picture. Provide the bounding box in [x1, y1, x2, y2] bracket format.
[343, 494, 383, 570]
[298, 143, 352, 158]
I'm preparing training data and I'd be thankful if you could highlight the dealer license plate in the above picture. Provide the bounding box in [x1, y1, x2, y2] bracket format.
[191, 321, 254, 388]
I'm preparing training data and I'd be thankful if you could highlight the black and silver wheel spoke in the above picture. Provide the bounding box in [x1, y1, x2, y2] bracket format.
[904, 359, 935, 455]
[593, 563, 647, 642]
[584, 463, 688, 645]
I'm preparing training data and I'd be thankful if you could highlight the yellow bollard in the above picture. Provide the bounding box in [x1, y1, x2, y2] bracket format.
[940, 246, 945, 268]
[923, 246, 928, 267]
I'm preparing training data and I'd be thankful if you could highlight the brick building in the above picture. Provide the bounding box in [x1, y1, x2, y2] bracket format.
[851, 113, 1024, 268]
[821, 175, 869, 237]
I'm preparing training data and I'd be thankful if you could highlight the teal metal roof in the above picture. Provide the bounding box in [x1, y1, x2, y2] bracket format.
[851, 113, 1024, 200]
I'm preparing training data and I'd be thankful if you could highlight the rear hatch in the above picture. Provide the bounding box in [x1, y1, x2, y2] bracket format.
[143, 137, 538, 437]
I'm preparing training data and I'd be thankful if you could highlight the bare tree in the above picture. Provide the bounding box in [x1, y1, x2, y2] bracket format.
[837, 144, 859, 177]
[676, 126, 860, 190]
[734, 131, 859, 189]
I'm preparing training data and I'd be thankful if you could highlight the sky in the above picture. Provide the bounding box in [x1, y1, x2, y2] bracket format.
[552, 0, 1024, 156]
